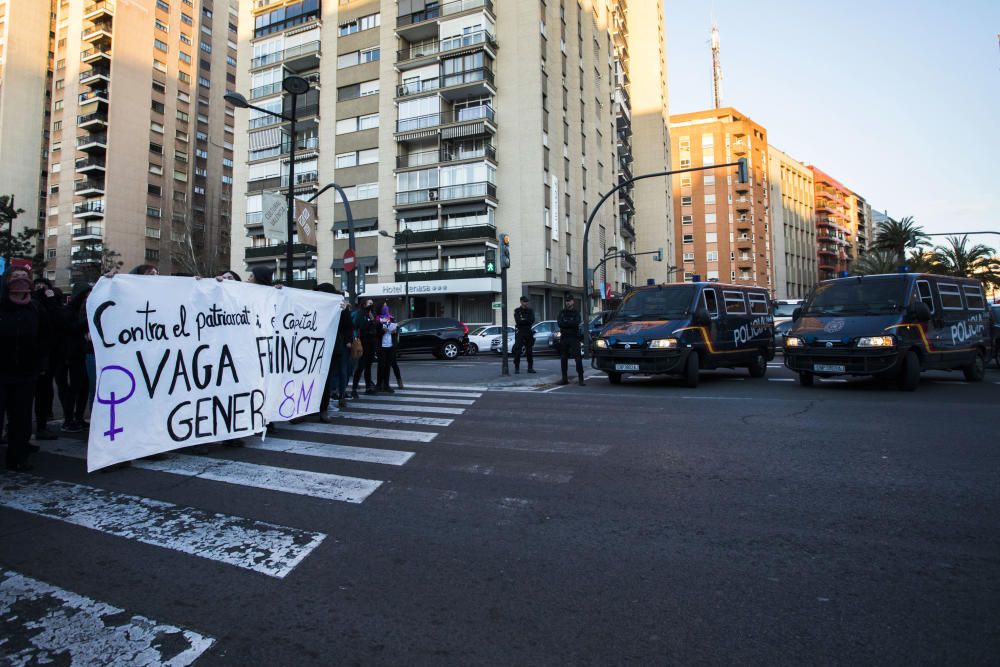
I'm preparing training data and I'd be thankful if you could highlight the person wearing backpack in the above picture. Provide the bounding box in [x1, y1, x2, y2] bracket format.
[351, 300, 382, 396]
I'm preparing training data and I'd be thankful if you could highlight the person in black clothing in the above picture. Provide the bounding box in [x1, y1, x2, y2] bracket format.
[1, 268, 47, 471]
[32, 279, 66, 441]
[352, 300, 381, 396]
[557, 296, 585, 386]
[513, 295, 536, 374]
[62, 284, 92, 433]
[316, 284, 353, 420]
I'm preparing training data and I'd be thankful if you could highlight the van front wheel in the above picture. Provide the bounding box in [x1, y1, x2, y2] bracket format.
[963, 352, 985, 382]
[683, 353, 700, 388]
[747, 352, 767, 378]
[897, 350, 921, 391]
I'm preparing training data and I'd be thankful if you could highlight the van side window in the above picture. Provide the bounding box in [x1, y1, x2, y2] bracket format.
[702, 289, 719, 318]
[937, 283, 963, 310]
[916, 280, 935, 313]
[747, 292, 769, 315]
[723, 290, 747, 315]
[962, 284, 985, 311]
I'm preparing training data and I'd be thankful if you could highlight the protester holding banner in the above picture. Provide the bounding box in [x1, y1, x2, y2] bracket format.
[32, 279, 66, 441]
[352, 300, 381, 397]
[1, 268, 47, 471]
[62, 284, 92, 434]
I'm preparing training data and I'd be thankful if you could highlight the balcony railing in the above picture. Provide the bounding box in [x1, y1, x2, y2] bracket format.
[79, 90, 109, 104]
[397, 30, 497, 63]
[396, 68, 494, 97]
[79, 68, 110, 82]
[396, 105, 495, 133]
[245, 212, 263, 226]
[440, 181, 495, 201]
[280, 170, 319, 187]
[396, 145, 496, 169]
[81, 24, 113, 39]
[75, 158, 106, 170]
[73, 225, 104, 237]
[77, 133, 108, 146]
[77, 112, 108, 125]
[74, 201, 106, 214]
[250, 82, 283, 99]
[74, 180, 105, 192]
[83, 0, 115, 14]
[81, 47, 111, 60]
[397, 0, 494, 27]
[251, 40, 321, 69]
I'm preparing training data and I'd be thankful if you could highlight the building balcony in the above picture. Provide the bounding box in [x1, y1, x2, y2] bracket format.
[72, 224, 104, 240]
[79, 89, 110, 105]
[731, 140, 747, 155]
[81, 46, 112, 63]
[83, 0, 115, 20]
[73, 200, 106, 218]
[734, 197, 752, 211]
[250, 82, 283, 99]
[396, 106, 497, 140]
[75, 157, 106, 173]
[245, 242, 316, 259]
[280, 170, 319, 188]
[396, 67, 496, 101]
[397, 144, 496, 170]
[251, 39, 321, 72]
[619, 189, 635, 212]
[81, 24, 113, 43]
[77, 111, 108, 129]
[398, 224, 496, 246]
[397, 0, 495, 40]
[397, 30, 498, 70]
[735, 180, 750, 193]
[79, 67, 111, 86]
[621, 216, 635, 239]
[818, 246, 837, 257]
[394, 267, 491, 282]
[77, 133, 108, 152]
[395, 181, 496, 208]
[245, 212, 263, 228]
[74, 179, 105, 196]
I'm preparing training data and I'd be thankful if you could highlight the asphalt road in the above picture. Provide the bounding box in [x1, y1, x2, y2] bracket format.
[2, 361, 999, 664]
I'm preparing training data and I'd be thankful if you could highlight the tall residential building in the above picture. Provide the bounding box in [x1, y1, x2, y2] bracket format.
[808, 166, 856, 280]
[231, 0, 671, 323]
[853, 192, 872, 257]
[0, 0, 55, 235]
[767, 145, 816, 299]
[41, 0, 237, 287]
[669, 107, 772, 289]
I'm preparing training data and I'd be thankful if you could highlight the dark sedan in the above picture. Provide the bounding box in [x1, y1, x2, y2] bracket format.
[396, 317, 470, 360]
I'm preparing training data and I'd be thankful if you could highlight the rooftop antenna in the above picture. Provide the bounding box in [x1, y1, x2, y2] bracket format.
[710, 16, 723, 108]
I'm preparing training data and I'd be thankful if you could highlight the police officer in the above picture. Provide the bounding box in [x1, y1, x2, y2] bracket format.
[513, 296, 536, 374]
[557, 296, 585, 386]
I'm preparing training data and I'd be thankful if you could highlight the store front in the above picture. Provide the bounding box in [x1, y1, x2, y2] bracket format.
[361, 277, 501, 326]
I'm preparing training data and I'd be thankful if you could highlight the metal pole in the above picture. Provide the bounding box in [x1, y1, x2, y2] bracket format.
[285, 94, 297, 286]
[500, 265, 509, 375]
[404, 231, 410, 317]
[307, 182, 356, 303]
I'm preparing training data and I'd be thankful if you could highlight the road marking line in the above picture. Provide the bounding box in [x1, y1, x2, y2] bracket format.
[331, 411, 453, 427]
[821, 378, 848, 383]
[355, 395, 476, 406]
[250, 438, 414, 466]
[284, 422, 438, 443]
[0, 473, 325, 578]
[403, 383, 490, 392]
[395, 389, 483, 399]
[768, 378, 795, 382]
[0, 570, 215, 665]
[344, 401, 466, 415]
[42, 442, 383, 504]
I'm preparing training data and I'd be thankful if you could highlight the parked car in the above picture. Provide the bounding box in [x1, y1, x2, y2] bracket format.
[467, 325, 514, 355]
[774, 319, 794, 349]
[396, 317, 470, 360]
[491, 320, 559, 354]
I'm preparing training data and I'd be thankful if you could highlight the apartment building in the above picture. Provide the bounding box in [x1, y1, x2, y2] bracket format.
[41, 0, 237, 287]
[0, 0, 55, 235]
[808, 165, 856, 280]
[767, 145, 816, 299]
[854, 192, 871, 257]
[669, 107, 772, 289]
[231, 0, 671, 323]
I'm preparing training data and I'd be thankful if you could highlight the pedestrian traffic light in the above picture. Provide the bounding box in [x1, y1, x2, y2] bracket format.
[654, 248, 664, 262]
[485, 247, 498, 274]
[499, 232, 511, 269]
[736, 157, 749, 184]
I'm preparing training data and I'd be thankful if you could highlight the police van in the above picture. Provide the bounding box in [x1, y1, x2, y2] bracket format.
[592, 282, 775, 387]
[783, 273, 991, 390]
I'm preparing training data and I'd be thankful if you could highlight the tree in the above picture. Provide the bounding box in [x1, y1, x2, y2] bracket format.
[850, 249, 900, 276]
[72, 241, 122, 285]
[871, 215, 929, 265]
[928, 235, 999, 289]
[0, 194, 45, 274]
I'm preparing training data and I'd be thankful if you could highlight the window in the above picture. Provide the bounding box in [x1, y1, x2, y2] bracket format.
[682, 252, 695, 262]
[705, 233, 718, 243]
[360, 80, 379, 96]
[360, 113, 379, 130]
[702, 289, 719, 317]
[335, 152, 357, 168]
[361, 47, 380, 63]
[148, 184, 162, 196]
[337, 51, 359, 69]
[338, 12, 379, 36]
[153, 59, 167, 72]
[155, 18, 169, 32]
[680, 176, 691, 187]
[180, 33, 192, 45]
[174, 169, 188, 182]
[175, 149, 188, 162]
[335, 118, 357, 135]
[176, 110, 189, 122]
[962, 284, 985, 310]
[748, 292, 769, 315]
[145, 248, 160, 261]
[151, 100, 165, 114]
[704, 194, 716, 205]
[681, 215, 693, 225]
[149, 163, 163, 175]
[682, 234, 694, 244]
[179, 71, 191, 83]
[179, 51, 192, 64]
[680, 196, 692, 206]
[147, 206, 162, 218]
[706, 251, 718, 262]
[152, 80, 166, 94]
[151, 121, 164, 133]
[52, 120, 63, 131]
[723, 291, 747, 314]
[146, 227, 161, 239]
[149, 141, 163, 154]
[154, 39, 169, 52]
[54, 99, 63, 111]
[937, 283, 963, 310]
[181, 12, 193, 25]
[156, 0, 169, 10]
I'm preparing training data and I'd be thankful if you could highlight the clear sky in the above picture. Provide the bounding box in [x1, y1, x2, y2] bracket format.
[665, 0, 1000, 238]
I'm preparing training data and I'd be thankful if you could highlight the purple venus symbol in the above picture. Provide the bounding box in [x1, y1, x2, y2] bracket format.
[96, 365, 136, 441]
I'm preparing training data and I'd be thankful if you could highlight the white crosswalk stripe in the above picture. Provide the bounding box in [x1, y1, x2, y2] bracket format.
[0, 473, 324, 578]
[284, 421, 438, 442]
[354, 394, 476, 406]
[249, 438, 414, 466]
[1, 569, 215, 665]
[41, 441, 384, 504]
[395, 389, 483, 399]
[342, 400, 466, 415]
[330, 411, 454, 427]
[402, 383, 489, 392]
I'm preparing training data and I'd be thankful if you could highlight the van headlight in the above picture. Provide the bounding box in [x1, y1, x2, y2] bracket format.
[785, 336, 805, 348]
[857, 335, 895, 348]
[594, 338, 609, 349]
[648, 338, 678, 349]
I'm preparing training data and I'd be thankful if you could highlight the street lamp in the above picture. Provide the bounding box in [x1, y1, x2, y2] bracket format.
[225, 75, 310, 286]
[380, 228, 415, 318]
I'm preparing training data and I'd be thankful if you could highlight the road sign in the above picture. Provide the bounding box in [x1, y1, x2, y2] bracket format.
[492, 302, 502, 309]
[343, 248, 357, 272]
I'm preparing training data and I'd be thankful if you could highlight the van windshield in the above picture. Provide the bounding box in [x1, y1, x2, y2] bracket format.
[803, 277, 908, 316]
[616, 286, 696, 320]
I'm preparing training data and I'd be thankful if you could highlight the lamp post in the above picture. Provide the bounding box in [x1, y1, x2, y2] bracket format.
[310, 182, 356, 301]
[380, 228, 415, 318]
[225, 75, 310, 286]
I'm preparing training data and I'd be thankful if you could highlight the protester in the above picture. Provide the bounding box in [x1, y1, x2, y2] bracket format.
[130, 264, 159, 276]
[62, 284, 91, 433]
[315, 284, 352, 421]
[376, 305, 398, 394]
[1, 268, 47, 471]
[248, 266, 273, 286]
[513, 295, 536, 374]
[352, 299, 381, 396]
[32, 279, 67, 440]
[557, 296, 585, 386]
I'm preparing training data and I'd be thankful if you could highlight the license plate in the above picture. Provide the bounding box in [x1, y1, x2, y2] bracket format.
[814, 363, 845, 373]
[615, 363, 640, 371]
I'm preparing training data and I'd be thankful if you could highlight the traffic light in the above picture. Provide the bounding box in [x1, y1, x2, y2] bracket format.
[499, 232, 511, 270]
[485, 247, 498, 275]
[654, 247, 664, 262]
[736, 157, 749, 185]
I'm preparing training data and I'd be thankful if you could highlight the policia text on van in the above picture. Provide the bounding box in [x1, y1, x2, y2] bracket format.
[783, 273, 991, 391]
[591, 283, 775, 388]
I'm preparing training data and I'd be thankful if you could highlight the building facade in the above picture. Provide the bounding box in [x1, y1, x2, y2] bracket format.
[669, 107, 772, 289]
[41, 0, 237, 287]
[767, 145, 815, 299]
[808, 166, 856, 281]
[231, 0, 671, 324]
[0, 0, 55, 237]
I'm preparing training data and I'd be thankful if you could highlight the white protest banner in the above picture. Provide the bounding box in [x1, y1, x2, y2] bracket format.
[261, 192, 287, 242]
[85, 275, 343, 471]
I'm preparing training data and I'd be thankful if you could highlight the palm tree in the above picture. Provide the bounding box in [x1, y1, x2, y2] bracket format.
[851, 249, 900, 276]
[871, 215, 929, 265]
[929, 235, 999, 288]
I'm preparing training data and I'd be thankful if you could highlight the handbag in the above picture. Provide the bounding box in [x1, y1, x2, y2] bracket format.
[350, 337, 364, 360]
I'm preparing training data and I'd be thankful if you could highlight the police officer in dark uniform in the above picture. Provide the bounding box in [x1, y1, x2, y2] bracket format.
[513, 296, 536, 374]
[557, 296, 585, 386]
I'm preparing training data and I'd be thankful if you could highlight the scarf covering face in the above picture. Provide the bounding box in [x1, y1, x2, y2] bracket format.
[380, 305, 391, 319]
[7, 273, 32, 306]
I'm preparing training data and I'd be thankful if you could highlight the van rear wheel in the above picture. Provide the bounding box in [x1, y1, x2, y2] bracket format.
[798, 371, 814, 387]
[897, 350, 920, 391]
[607, 372, 622, 384]
[747, 352, 767, 378]
[962, 352, 985, 382]
[683, 353, 700, 388]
